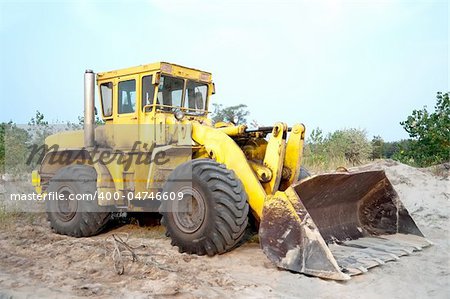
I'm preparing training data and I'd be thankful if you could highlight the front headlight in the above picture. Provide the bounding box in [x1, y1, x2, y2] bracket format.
[174, 109, 185, 121]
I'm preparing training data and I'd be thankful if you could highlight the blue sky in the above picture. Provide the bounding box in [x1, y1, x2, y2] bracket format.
[0, 0, 448, 141]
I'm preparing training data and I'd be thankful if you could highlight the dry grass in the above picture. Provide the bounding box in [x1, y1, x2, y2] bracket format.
[0, 203, 43, 230]
[426, 163, 450, 179]
[302, 155, 363, 174]
[116, 224, 167, 239]
[0, 203, 19, 229]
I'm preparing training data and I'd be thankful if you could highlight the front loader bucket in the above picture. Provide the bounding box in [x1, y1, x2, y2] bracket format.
[259, 170, 431, 280]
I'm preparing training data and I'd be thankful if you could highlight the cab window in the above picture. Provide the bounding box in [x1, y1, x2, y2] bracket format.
[142, 75, 155, 111]
[157, 76, 184, 110]
[100, 82, 113, 117]
[118, 80, 136, 114]
[185, 80, 207, 114]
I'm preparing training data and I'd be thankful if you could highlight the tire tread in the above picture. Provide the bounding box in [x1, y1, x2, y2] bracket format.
[160, 159, 249, 255]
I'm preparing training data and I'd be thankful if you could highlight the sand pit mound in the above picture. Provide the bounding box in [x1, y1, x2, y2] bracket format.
[0, 160, 449, 298]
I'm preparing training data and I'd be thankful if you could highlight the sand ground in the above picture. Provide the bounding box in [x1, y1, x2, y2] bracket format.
[0, 160, 449, 298]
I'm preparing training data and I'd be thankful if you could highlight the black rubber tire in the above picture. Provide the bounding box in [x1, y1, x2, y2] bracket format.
[160, 159, 249, 256]
[298, 166, 311, 181]
[46, 165, 111, 237]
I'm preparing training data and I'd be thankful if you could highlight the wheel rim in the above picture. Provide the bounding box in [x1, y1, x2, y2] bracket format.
[55, 187, 78, 222]
[173, 187, 206, 233]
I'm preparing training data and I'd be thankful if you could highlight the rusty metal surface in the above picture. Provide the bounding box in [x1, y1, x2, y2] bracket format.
[259, 170, 430, 280]
[330, 233, 431, 276]
[259, 190, 350, 280]
[293, 171, 424, 241]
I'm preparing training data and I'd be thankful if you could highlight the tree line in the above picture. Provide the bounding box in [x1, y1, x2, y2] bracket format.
[209, 92, 449, 169]
[0, 92, 448, 174]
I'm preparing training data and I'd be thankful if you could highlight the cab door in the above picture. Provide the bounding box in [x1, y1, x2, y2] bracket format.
[114, 74, 139, 150]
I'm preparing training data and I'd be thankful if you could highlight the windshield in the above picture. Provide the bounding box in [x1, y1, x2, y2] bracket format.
[184, 80, 207, 114]
[156, 75, 208, 114]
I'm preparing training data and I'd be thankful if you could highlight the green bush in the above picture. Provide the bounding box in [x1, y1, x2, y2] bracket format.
[371, 136, 384, 160]
[328, 129, 372, 165]
[303, 127, 372, 172]
[1, 122, 31, 173]
[0, 111, 56, 174]
[398, 92, 450, 167]
[381, 139, 411, 159]
[211, 103, 249, 125]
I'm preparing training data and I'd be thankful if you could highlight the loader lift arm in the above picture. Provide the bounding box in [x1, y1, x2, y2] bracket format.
[191, 121, 305, 219]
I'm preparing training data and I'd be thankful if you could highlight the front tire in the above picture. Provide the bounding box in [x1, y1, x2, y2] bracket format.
[46, 165, 111, 237]
[160, 159, 249, 256]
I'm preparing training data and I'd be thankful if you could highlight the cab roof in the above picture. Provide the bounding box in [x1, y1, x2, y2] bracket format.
[96, 62, 212, 82]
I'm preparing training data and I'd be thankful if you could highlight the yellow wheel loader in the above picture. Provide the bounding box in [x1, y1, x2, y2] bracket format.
[31, 62, 430, 280]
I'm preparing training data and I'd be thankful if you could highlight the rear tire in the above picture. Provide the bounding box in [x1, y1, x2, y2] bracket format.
[46, 165, 111, 237]
[160, 159, 249, 256]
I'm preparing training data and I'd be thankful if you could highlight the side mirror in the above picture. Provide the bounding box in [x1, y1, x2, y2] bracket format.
[211, 83, 216, 95]
[152, 72, 161, 85]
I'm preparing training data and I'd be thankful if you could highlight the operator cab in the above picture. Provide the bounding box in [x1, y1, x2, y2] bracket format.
[96, 62, 215, 123]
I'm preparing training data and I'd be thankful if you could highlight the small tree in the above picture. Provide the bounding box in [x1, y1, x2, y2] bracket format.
[1, 122, 31, 173]
[303, 127, 326, 167]
[399, 92, 450, 166]
[26, 111, 58, 170]
[0, 122, 9, 173]
[383, 140, 411, 159]
[371, 135, 384, 160]
[327, 128, 372, 166]
[28, 110, 48, 126]
[303, 127, 372, 170]
[27, 110, 52, 149]
[308, 127, 324, 147]
[77, 114, 105, 126]
[211, 104, 249, 125]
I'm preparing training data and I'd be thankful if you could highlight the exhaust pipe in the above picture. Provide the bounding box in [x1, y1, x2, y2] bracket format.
[84, 69, 95, 148]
